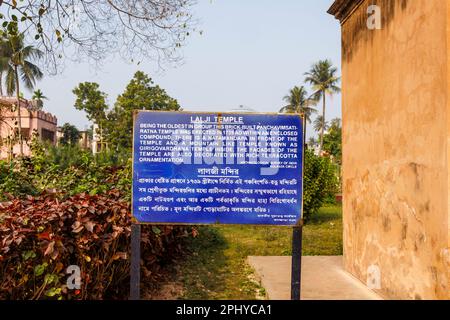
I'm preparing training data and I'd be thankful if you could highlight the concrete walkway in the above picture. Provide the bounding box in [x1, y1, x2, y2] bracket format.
[248, 256, 382, 300]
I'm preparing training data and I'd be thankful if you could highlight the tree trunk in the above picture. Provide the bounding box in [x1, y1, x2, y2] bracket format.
[319, 91, 326, 156]
[303, 115, 307, 151]
[0, 72, 3, 96]
[15, 65, 23, 156]
[100, 123, 103, 152]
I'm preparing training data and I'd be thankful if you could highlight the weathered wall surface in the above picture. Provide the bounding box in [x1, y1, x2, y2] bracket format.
[341, 0, 450, 299]
[0, 104, 57, 158]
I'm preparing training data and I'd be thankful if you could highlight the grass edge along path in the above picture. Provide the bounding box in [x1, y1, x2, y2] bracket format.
[178, 205, 342, 300]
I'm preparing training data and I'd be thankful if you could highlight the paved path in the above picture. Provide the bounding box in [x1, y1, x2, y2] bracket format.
[247, 256, 382, 300]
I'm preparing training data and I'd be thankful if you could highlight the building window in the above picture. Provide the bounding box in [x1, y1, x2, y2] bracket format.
[21, 128, 30, 139]
[41, 128, 55, 143]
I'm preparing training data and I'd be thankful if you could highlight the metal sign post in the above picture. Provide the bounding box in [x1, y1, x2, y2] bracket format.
[291, 224, 303, 300]
[130, 223, 141, 300]
[291, 113, 306, 300]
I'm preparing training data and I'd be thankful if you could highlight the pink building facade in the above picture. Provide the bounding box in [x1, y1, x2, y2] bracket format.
[0, 96, 57, 159]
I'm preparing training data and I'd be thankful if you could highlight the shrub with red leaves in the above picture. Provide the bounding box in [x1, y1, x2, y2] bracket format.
[0, 189, 190, 300]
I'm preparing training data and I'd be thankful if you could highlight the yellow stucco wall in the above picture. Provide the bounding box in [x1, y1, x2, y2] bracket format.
[341, 0, 450, 299]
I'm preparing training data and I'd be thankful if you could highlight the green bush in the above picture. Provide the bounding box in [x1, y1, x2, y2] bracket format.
[0, 141, 191, 299]
[0, 141, 132, 201]
[33, 140, 129, 170]
[303, 149, 339, 221]
[0, 160, 38, 198]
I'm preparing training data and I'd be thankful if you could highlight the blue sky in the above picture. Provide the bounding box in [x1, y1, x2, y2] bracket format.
[36, 0, 341, 138]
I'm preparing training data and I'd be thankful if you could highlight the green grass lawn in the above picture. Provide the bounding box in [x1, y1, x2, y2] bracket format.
[179, 204, 342, 300]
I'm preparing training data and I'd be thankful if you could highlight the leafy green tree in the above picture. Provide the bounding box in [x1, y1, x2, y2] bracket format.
[303, 149, 338, 220]
[106, 71, 180, 150]
[73, 82, 108, 124]
[72, 82, 109, 150]
[85, 126, 94, 140]
[0, 24, 43, 156]
[60, 123, 81, 146]
[305, 60, 340, 155]
[323, 118, 342, 164]
[279, 86, 316, 146]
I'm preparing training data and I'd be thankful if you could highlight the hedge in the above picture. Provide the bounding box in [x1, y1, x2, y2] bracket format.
[0, 189, 192, 300]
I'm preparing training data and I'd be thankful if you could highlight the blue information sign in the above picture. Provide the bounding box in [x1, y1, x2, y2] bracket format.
[132, 111, 303, 225]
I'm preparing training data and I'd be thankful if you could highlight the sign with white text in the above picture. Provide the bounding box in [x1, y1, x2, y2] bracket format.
[132, 111, 303, 225]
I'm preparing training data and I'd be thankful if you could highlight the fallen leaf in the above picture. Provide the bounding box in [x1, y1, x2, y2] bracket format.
[44, 241, 55, 256]
[112, 252, 127, 260]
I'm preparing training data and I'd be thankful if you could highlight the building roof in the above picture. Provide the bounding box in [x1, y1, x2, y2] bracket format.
[328, 0, 365, 23]
[229, 105, 256, 113]
[0, 96, 57, 124]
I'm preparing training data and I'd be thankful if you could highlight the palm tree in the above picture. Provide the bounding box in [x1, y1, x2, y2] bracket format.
[32, 89, 48, 110]
[305, 60, 340, 155]
[313, 115, 328, 134]
[0, 39, 9, 96]
[279, 86, 317, 147]
[308, 136, 317, 149]
[0, 71, 4, 96]
[329, 117, 341, 129]
[0, 30, 43, 156]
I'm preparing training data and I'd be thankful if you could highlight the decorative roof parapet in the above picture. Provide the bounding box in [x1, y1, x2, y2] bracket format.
[0, 97, 57, 124]
[328, 0, 365, 24]
[32, 110, 57, 124]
